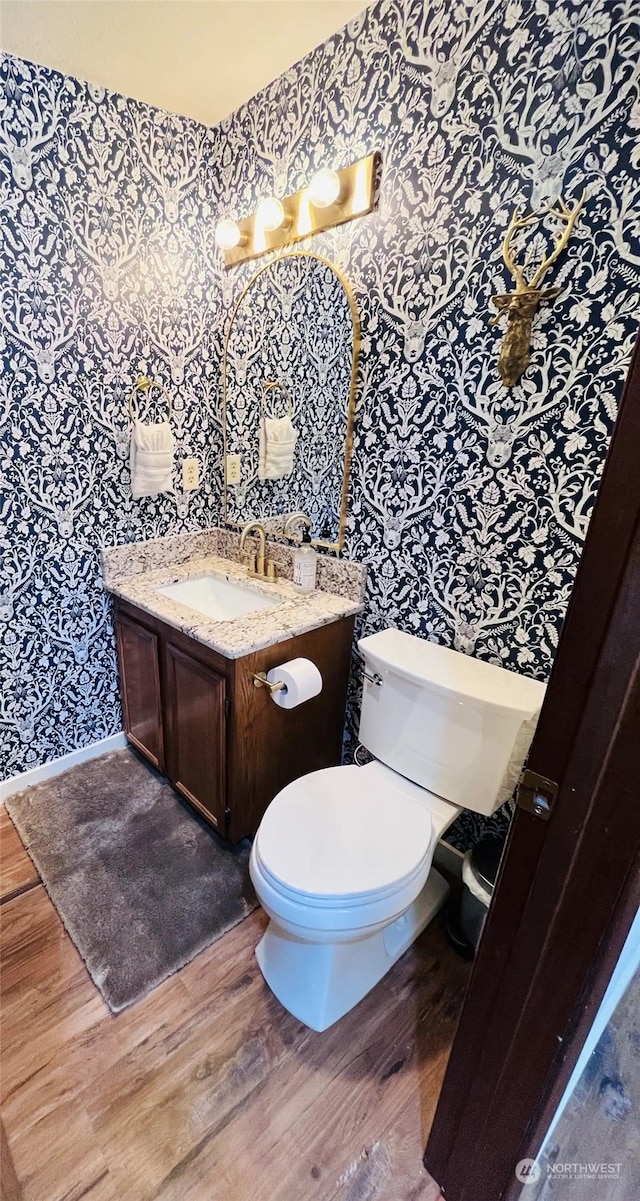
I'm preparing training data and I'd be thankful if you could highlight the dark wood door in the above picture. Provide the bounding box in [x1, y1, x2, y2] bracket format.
[163, 641, 227, 831]
[115, 612, 164, 770]
[425, 331, 640, 1199]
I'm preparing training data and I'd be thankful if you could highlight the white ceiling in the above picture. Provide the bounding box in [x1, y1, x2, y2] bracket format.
[0, 0, 367, 126]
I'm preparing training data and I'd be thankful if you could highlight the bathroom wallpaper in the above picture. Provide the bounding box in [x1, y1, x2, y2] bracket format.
[210, 0, 640, 844]
[2, 0, 639, 852]
[224, 252, 356, 542]
[0, 52, 221, 776]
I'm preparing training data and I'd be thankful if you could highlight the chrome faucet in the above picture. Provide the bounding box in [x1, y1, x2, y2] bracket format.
[239, 521, 277, 581]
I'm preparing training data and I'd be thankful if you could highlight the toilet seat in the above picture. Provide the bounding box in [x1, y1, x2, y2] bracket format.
[250, 838, 433, 938]
[253, 761, 444, 908]
[253, 842, 431, 910]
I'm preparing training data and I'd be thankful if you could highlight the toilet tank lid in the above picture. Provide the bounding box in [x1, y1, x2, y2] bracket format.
[358, 630, 546, 718]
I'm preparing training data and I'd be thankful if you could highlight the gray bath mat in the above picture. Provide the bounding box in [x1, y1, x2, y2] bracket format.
[6, 748, 257, 1012]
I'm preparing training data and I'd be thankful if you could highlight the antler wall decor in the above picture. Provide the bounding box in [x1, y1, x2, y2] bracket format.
[490, 194, 585, 387]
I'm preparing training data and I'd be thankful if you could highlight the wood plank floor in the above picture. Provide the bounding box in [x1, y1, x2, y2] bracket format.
[0, 808, 470, 1201]
[0, 810, 39, 907]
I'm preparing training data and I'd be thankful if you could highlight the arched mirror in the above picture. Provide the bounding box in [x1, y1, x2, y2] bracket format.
[222, 252, 359, 551]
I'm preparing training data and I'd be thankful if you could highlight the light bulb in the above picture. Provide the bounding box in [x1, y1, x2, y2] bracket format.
[308, 167, 341, 208]
[214, 218, 242, 250]
[256, 195, 285, 231]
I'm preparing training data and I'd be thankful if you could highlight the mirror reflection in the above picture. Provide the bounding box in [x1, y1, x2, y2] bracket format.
[222, 253, 359, 549]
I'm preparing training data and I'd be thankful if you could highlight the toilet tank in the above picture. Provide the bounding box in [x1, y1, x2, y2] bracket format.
[358, 630, 547, 817]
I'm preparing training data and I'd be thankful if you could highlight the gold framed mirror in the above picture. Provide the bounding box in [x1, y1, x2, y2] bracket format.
[221, 251, 360, 552]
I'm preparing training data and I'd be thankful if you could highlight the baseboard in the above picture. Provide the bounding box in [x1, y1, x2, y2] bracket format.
[434, 839, 465, 879]
[0, 733, 128, 803]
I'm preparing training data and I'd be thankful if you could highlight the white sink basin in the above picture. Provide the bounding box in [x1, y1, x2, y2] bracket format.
[156, 574, 278, 621]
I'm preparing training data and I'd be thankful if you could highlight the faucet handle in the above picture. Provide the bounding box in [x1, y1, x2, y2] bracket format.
[244, 550, 257, 574]
[266, 559, 277, 581]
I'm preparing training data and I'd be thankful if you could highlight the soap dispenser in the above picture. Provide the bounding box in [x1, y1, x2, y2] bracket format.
[293, 527, 317, 593]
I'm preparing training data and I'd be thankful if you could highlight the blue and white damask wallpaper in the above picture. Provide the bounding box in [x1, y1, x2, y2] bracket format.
[0, 54, 222, 775]
[210, 0, 639, 845]
[1, 0, 639, 848]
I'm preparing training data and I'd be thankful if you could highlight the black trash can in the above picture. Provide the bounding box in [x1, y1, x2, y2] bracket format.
[447, 835, 505, 957]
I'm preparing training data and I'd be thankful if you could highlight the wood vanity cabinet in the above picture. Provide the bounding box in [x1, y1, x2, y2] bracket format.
[113, 597, 355, 841]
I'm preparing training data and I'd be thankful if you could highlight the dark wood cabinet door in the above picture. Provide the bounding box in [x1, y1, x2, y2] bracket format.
[163, 642, 226, 831]
[115, 613, 164, 770]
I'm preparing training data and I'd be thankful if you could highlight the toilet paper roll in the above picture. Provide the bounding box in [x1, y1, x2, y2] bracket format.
[266, 657, 322, 709]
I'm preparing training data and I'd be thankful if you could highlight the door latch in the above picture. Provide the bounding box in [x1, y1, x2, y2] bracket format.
[515, 769, 558, 821]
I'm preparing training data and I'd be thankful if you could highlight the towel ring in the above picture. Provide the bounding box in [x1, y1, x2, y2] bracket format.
[261, 380, 293, 419]
[128, 375, 173, 423]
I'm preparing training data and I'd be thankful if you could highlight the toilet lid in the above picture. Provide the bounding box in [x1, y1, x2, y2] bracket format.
[255, 763, 435, 902]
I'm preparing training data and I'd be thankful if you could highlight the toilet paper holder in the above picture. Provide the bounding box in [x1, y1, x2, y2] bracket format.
[253, 671, 287, 696]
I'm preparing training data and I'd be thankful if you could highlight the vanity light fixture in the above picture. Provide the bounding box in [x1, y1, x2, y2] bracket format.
[214, 218, 245, 251]
[308, 167, 341, 208]
[222, 152, 379, 269]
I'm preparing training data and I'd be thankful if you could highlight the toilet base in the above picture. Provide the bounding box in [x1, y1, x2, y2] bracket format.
[255, 868, 450, 1031]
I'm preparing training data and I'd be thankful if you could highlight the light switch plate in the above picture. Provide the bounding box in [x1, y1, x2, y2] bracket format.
[226, 453, 241, 484]
[182, 458, 199, 490]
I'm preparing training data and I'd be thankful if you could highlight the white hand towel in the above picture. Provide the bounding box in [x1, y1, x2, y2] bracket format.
[258, 414, 298, 480]
[130, 420, 175, 499]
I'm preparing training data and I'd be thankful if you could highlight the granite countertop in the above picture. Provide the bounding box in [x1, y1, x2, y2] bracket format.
[105, 551, 364, 659]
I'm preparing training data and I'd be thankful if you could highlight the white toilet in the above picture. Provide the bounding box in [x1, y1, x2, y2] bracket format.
[249, 629, 546, 1031]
